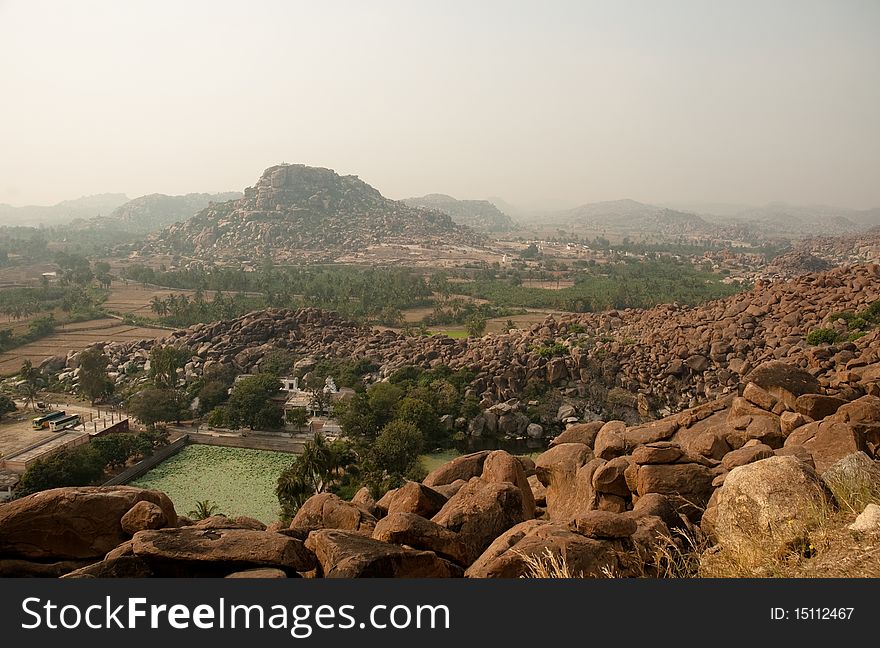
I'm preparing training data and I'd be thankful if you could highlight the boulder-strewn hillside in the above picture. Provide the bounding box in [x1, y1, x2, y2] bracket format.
[403, 194, 517, 232]
[61, 263, 880, 423]
[2, 379, 878, 577]
[143, 165, 484, 262]
[85, 192, 242, 234]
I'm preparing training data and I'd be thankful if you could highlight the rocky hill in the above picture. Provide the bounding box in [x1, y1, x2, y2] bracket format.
[142, 165, 484, 262]
[545, 199, 713, 238]
[403, 194, 517, 232]
[84, 192, 241, 234]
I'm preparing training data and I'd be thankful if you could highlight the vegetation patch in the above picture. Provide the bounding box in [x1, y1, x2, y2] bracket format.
[131, 445, 293, 523]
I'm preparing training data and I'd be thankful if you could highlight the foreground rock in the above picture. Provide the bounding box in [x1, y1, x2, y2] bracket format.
[704, 456, 830, 556]
[305, 529, 462, 577]
[432, 479, 527, 564]
[0, 487, 177, 561]
[289, 493, 377, 535]
[131, 527, 316, 576]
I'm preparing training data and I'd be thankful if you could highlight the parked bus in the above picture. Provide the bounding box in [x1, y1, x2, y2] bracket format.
[49, 414, 81, 432]
[31, 410, 66, 429]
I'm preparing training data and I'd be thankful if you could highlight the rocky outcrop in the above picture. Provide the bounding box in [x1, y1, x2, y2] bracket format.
[0, 486, 177, 561]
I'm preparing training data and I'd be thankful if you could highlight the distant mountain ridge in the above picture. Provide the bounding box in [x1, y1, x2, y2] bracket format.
[540, 198, 711, 237]
[143, 164, 483, 262]
[403, 193, 517, 232]
[0, 193, 129, 226]
[83, 192, 242, 234]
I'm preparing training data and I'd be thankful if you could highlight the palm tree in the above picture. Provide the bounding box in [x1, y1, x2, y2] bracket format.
[18, 360, 41, 411]
[188, 500, 219, 520]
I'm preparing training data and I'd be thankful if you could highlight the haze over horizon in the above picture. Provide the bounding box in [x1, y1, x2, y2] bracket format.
[1, 0, 878, 212]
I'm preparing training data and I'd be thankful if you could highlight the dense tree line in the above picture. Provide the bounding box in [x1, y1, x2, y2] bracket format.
[14, 430, 169, 497]
[123, 264, 432, 324]
[453, 258, 743, 312]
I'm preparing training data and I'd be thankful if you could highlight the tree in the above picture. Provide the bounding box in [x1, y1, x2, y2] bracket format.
[91, 434, 137, 470]
[261, 350, 296, 377]
[15, 446, 106, 496]
[0, 394, 16, 420]
[196, 379, 230, 414]
[127, 388, 184, 428]
[369, 420, 424, 482]
[18, 360, 41, 411]
[276, 433, 358, 518]
[465, 314, 487, 338]
[226, 374, 283, 430]
[78, 347, 114, 405]
[149, 345, 190, 390]
[285, 407, 309, 431]
[395, 396, 441, 446]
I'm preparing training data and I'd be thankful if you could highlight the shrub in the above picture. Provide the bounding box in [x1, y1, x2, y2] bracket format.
[805, 328, 839, 345]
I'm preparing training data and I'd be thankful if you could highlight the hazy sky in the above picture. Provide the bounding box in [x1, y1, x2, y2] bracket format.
[1, 0, 878, 210]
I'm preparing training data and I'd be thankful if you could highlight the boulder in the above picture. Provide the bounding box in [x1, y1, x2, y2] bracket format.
[431, 479, 468, 499]
[481, 450, 536, 518]
[0, 486, 177, 561]
[61, 556, 154, 579]
[795, 394, 846, 420]
[350, 487, 378, 516]
[744, 361, 820, 408]
[225, 568, 288, 578]
[626, 493, 682, 530]
[631, 442, 683, 465]
[464, 523, 620, 578]
[432, 479, 527, 565]
[289, 493, 377, 534]
[464, 520, 549, 577]
[593, 422, 626, 459]
[120, 501, 168, 535]
[423, 451, 491, 487]
[385, 482, 447, 519]
[535, 444, 598, 520]
[743, 382, 778, 412]
[848, 504, 880, 533]
[720, 444, 775, 471]
[550, 421, 604, 448]
[132, 527, 316, 575]
[372, 512, 469, 565]
[305, 529, 462, 578]
[591, 456, 631, 498]
[634, 463, 714, 522]
[780, 411, 811, 436]
[821, 452, 880, 507]
[570, 511, 637, 539]
[803, 420, 867, 475]
[707, 456, 829, 554]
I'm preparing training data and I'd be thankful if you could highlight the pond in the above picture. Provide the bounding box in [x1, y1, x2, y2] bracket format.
[131, 445, 295, 524]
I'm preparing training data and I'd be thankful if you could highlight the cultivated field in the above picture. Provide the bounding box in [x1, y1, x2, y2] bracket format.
[0, 318, 167, 376]
[102, 282, 198, 319]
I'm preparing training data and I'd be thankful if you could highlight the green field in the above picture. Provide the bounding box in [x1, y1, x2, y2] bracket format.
[131, 445, 294, 524]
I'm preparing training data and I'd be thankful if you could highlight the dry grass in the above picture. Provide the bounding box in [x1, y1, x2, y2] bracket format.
[519, 468, 880, 579]
[520, 549, 583, 579]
